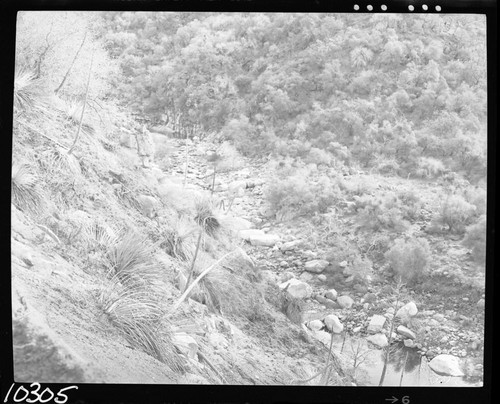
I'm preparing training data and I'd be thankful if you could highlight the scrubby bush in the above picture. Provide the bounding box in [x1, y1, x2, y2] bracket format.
[415, 157, 447, 179]
[462, 215, 486, 264]
[304, 147, 332, 166]
[433, 194, 477, 234]
[354, 193, 410, 233]
[264, 172, 341, 221]
[385, 237, 431, 284]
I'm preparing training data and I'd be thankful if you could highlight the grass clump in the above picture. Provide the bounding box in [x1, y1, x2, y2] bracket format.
[99, 232, 186, 370]
[385, 237, 431, 285]
[162, 217, 197, 261]
[194, 198, 220, 237]
[11, 163, 45, 216]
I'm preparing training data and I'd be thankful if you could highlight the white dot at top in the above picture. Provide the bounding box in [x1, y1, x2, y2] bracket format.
[408, 5, 415, 11]
[381, 4, 387, 11]
[422, 4, 428, 10]
[436, 5, 442, 11]
[354, 4, 360, 10]
[367, 5, 373, 11]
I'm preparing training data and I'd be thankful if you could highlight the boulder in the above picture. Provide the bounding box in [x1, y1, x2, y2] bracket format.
[337, 295, 355, 309]
[403, 339, 415, 348]
[428, 354, 465, 377]
[304, 259, 329, 274]
[311, 330, 333, 346]
[367, 315, 386, 334]
[171, 333, 198, 360]
[302, 250, 317, 259]
[367, 333, 389, 348]
[299, 271, 315, 283]
[317, 274, 327, 282]
[307, 320, 324, 331]
[325, 289, 338, 301]
[239, 229, 280, 247]
[324, 315, 344, 334]
[396, 302, 418, 321]
[279, 278, 313, 299]
[280, 239, 303, 252]
[280, 271, 295, 283]
[476, 298, 485, 309]
[136, 194, 158, 218]
[397, 325, 417, 340]
[363, 292, 377, 303]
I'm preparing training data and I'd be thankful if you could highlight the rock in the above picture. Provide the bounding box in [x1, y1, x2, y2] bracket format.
[259, 206, 274, 218]
[337, 295, 354, 309]
[325, 289, 338, 301]
[396, 302, 418, 321]
[363, 292, 377, 303]
[367, 315, 386, 334]
[324, 315, 344, 334]
[476, 298, 485, 309]
[339, 260, 348, 268]
[433, 313, 446, 322]
[299, 271, 315, 283]
[404, 339, 415, 348]
[222, 216, 253, 232]
[207, 333, 228, 349]
[311, 330, 333, 346]
[302, 250, 317, 259]
[428, 354, 465, 377]
[304, 259, 329, 274]
[12, 280, 90, 382]
[136, 194, 158, 218]
[352, 326, 362, 333]
[279, 278, 313, 299]
[307, 320, 324, 331]
[317, 274, 327, 282]
[280, 271, 295, 283]
[367, 333, 389, 348]
[280, 239, 303, 252]
[239, 229, 280, 247]
[397, 325, 417, 339]
[172, 333, 199, 360]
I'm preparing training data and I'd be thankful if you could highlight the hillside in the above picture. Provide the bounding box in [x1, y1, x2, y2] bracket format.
[10, 11, 486, 387]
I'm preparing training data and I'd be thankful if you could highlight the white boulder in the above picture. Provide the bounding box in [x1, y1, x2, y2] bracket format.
[396, 302, 418, 321]
[337, 295, 355, 309]
[367, 333, 389, 348]
[367, 314, 386, 334]
[279, 278, 313, 299]
[304, 259, 329, 273]
[428, 354, 465, 377]
[397, 325, 417, 340]
[324, 315, 344, 334]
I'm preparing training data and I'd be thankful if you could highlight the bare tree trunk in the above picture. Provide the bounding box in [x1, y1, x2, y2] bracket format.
[183, 127, 189, 187]
[54, 30, 87, 95]
[378, 281, 403, 386]
[183, 229, 203, 294]
[67, 49, 94, 155]
[399, 350, 409, 386]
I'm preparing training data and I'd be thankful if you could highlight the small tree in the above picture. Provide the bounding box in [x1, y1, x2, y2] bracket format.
[385, 237, 431, 285]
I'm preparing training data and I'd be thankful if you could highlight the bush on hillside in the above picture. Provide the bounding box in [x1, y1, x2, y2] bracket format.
[432, 194, 477, 234]
[354, 193, 410, 233]
[462, 214, 487, 264]
[264, 173, 340, 221]
[385, 237, 431, 285]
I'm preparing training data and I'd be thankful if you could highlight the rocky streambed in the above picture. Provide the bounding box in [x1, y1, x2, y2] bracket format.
[165, 137, 485, 386]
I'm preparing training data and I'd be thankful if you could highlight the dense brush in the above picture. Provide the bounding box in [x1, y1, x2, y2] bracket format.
[11, 163, 45, 216]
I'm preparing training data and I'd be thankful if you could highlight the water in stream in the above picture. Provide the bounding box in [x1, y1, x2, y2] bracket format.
[356, 342, 482, 387]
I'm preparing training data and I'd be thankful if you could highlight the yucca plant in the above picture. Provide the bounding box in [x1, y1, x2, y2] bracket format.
[194, 198, 220, 237]
[98, 272, 185, 371]
[40, 146, 82, 176]
[13, 69, 47, 118]
[162, 217, 197, 261]
[11, 163, 44, 215]
[82, 220, 121, 252]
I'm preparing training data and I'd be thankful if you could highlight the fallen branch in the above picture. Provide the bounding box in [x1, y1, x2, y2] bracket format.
[169, 249, 240, 314]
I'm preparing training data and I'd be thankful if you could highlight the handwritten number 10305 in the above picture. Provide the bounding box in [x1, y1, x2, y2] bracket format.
[3, 383, 78, 404]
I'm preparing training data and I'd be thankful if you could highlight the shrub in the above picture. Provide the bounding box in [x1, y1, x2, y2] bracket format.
[304, 147, 332, 166]
[355, 193, 410, 233]
[385, 237, 431, 285]
[433, 194, 477, 234]
[463, 215, 487, 264]
[11, 163, 44, 216]
[415, 157, 447, 179]
[264, 173, 340, 221]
